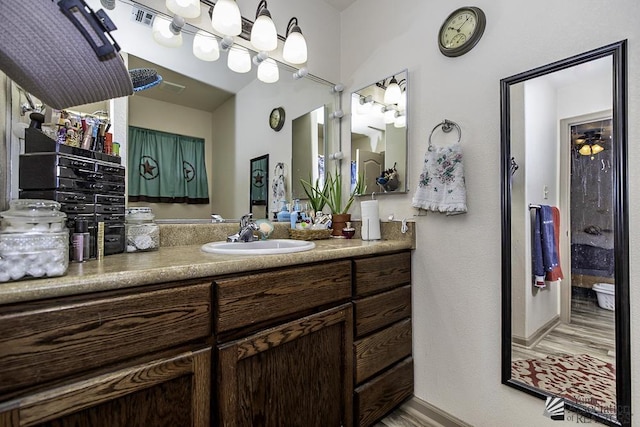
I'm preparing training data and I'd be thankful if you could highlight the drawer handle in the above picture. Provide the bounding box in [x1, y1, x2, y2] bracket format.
[104, 207, 120, 212]
[72, 195, 87, 201]
[91, 184, 105, 190]
[105, 237, 120, 243]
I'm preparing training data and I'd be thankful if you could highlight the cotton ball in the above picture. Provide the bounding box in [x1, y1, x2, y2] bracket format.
[46, 266, 60, 277]
[27, 265, 46, 277]
[8, 263, 26, 280]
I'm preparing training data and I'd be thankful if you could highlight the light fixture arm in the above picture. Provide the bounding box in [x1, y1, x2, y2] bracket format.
[286, 17, 302, 36]
[255, 0, 270, 18]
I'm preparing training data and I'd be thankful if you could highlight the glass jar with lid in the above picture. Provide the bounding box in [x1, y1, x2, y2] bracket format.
[125, 207, 160, 252]
[0, 199, 69, 282]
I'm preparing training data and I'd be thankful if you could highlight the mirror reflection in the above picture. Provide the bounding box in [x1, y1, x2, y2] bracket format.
[350, 69, 408, 195]
[4, 54, 337, 222]
[501, 41, 630, 426]
[291, 106, 326, 201]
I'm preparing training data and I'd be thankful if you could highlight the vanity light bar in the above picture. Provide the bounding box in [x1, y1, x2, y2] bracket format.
[202, 0, 286, 43]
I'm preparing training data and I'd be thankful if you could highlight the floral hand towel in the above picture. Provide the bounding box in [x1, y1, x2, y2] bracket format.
[412, 143, 467, 215]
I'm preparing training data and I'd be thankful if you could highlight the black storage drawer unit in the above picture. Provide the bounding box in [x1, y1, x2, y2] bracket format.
[19, 130, 126, 258]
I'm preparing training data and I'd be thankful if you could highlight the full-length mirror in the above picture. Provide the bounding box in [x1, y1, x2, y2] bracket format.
[501, 41, 629, 426]
[350, 70, 408, 195]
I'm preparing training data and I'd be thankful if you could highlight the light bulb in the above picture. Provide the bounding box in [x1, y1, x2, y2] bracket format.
[394, 114, 406, 128]
[591, 144, 604, 154]
[384, 77, 401, 105]
[227, 45, 251, 73]
[211, 0, 241, 36]
[152, 15, 183, 48]
[166, 0, 200, 19]
[193, 30, 220, 61]
[257, 58, 279, 83]
[251, 8, 277, 52]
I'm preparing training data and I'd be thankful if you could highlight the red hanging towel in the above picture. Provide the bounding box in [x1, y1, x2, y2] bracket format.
[546, 206, 564, 281]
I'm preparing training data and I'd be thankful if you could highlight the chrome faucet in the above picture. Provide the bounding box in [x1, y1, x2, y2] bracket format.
[227, 213, 259, 242]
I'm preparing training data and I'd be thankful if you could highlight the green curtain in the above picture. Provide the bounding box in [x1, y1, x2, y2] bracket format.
[127, 126, 209, 204]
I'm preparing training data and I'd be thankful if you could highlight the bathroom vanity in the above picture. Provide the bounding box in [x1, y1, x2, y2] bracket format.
[0, 233, 413, 427]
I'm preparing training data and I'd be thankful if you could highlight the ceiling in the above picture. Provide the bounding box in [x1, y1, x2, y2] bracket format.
[128, 55, 233, 112]
[321, 0, 357, 12]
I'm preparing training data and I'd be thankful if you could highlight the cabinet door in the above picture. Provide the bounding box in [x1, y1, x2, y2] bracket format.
[0, 347, 210, 427]
[217, 304, 353, 427]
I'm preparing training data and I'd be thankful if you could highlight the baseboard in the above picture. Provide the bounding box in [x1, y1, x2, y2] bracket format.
[512, 315, 560, 347]
[401, 396, 473, 427]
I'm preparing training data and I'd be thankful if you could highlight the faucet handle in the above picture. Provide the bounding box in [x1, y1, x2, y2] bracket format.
[240, 213, 253, 227]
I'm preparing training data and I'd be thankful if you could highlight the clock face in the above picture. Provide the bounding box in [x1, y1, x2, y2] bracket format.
[439, 7, 486, 57]
[269, 107, 285, 131]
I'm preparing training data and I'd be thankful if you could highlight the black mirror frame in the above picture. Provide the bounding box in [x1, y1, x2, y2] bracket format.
[500, 40, 630, 427]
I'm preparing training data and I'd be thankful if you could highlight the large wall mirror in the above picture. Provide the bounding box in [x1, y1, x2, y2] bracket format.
[350, 69, 408, 195]
[2, 0, 339, 221]
[500, 41, 629, 426]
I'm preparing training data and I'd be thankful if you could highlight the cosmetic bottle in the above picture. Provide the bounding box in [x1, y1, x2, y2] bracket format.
[72, 218, 90, 262]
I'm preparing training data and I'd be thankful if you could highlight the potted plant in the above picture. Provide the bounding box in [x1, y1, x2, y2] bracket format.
[299, 175, 328, 214]
[322, 170, 365, 236]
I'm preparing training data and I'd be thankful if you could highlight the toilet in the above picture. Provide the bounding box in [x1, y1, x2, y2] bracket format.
[592, 283, 615, 311]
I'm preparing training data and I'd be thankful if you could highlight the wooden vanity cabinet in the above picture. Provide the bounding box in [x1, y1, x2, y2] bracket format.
[214, 261, 354, 427]
[352, 251, 413, 427]
[0, 281, 213, 427]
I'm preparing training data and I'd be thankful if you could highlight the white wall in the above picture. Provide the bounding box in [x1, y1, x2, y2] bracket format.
[340, 0, 640, 425]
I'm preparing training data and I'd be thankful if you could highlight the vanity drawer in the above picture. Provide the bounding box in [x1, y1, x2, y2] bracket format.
[0, 282, 212, 396]
[215, 261, 351, 334]
[354, 318, 412, 384]
[354, 252, 411, 297]
[354, 285, 411, 337]
[354, 357, 413, 427]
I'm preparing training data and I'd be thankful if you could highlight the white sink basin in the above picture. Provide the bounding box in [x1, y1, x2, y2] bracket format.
[201, 239, 315, 255]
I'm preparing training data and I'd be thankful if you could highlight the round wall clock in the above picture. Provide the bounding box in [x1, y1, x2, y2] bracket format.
[269, 107, 285, 131]
[438, 6, 486, 57]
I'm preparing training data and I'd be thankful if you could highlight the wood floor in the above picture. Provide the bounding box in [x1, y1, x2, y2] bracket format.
[375, 296, 615, 427]
[512, 295, 615, 364]
[376, 406, 443, 427]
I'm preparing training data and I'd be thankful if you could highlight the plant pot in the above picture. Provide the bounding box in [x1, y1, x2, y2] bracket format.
[331, 213, 351, 237]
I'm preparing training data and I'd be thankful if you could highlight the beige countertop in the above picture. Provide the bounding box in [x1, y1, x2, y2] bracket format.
[0, 238, 413, 305]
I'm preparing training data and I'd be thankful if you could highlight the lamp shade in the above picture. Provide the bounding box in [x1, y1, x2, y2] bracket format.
[251, 10, 277, 52]
[152, 15, 183, 48]
[283, 32, 307, 65]
[384, 77, 401, 105]
[228, 45, 251, 73]
[397, 90, 407, 111]
[591, 144, 604, 154]
[578, 144, 592, 156]
[257, 58, 279, 83]
[193, 30, 220, 61]
[211, 0, 242, 36]
[166, 0, 200, 19]
[383, 109, 396, 124]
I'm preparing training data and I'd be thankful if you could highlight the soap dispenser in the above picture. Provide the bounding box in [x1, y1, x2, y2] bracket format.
[276, 200, 290, 222]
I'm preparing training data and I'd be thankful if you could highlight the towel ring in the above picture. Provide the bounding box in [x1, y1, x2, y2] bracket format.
[428, 119, 461, 150]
